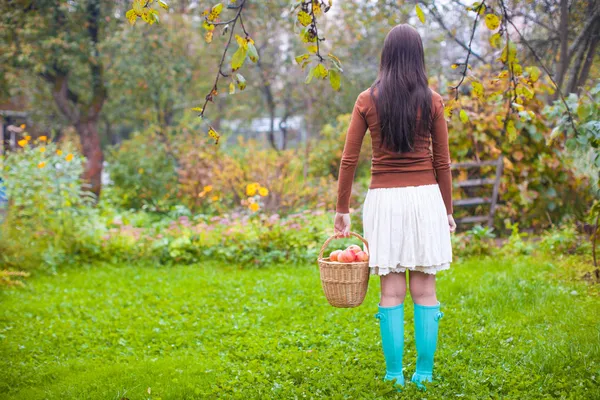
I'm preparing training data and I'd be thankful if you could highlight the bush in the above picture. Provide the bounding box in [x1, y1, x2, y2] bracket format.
[0, 137, 104, 271]
[106, 127, 179, 211]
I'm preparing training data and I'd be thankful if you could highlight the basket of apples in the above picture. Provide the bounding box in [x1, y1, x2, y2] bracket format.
[317, 232, 370, 308]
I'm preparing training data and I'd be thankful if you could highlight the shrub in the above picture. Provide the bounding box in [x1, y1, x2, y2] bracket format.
[451, 224, 497, 258]
[106, 127, 179, 211]
[0, 137, 104, 271]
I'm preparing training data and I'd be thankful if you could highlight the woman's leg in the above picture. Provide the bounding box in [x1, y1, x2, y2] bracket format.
[408, 270, 437, 306]
[379, 271, 407, 306]
[408, 270, 443, 389]
[375, 271, 407, 388]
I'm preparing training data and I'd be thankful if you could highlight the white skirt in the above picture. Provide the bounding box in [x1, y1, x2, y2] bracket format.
[361, 184, 452, 276]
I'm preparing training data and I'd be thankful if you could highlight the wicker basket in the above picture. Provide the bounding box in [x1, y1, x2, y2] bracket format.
[317, 232, 370, 308]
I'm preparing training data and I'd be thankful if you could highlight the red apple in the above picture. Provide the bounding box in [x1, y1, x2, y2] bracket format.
[346, 244, 362, 254]
[355, 251, 369, 262]
[338, 249, 356, 263]
[329, 249, 342, 261]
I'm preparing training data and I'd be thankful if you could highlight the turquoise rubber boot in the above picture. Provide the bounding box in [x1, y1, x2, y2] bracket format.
[374, 302, 405, 389]
[411, 301, 444, 390]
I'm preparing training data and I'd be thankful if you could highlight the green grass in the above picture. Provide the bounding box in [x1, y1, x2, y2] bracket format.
[1, 256, 599, 400]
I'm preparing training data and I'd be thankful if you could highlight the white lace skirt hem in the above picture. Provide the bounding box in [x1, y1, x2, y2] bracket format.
[361, 184, 453, 276]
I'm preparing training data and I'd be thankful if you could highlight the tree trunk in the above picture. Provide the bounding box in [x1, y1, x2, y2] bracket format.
[575, 27, 599, 92]
[554, 0, 570, 98]
[75, 119, 104, 198]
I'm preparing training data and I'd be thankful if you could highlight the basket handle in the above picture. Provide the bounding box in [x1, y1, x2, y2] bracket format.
[318, 232, 370, 259]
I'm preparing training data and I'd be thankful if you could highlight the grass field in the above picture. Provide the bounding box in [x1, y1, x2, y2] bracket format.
[1, 256, 599, 399]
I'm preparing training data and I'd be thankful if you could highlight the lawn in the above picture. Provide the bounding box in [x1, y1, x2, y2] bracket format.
[1, 256, 599, 400]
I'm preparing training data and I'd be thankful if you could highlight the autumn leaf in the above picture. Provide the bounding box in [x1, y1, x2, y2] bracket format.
[329, 69, 341, 91]
[158, 0, 169, 10]
[489, 32, 502, 49]
[191, 107, 203, 112]
[459, 109, 469, 123]
[208, 126, 220, 144]
[295, 53, 310, 64]
[205, 31, 213, 43]
[471, 81, 484, 98]
[451, 64, 459, 69]
[314, 63, 328, 79]
[305, 66, 315, 84]
[298, 10, 311, 26]
[229, 81, 235, 94]
[231, 45, 247, 71]
[485, 14, 501, 30]
[247, 41, 259, 63]
[235, 73, 246, 90]
[415, 4, 425, 24]
[506, 119, 517, 142]
[307, 45, 318, 54]
[126, 9, 137, 25]
[525, 66, 541, 82]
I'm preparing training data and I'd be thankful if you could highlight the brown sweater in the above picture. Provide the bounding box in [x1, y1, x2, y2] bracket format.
[336, 87, 453, 215]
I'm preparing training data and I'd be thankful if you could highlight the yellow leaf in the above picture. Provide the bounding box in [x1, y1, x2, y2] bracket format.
[459, 109, 469, 123]
[208, 126, 220, 144]
[229, 81, 235, 94]
[205, 31, 213, 43]
[132, 0, 144, 16]
[313, 2, 322, 16]
[485, 14, 501, 30]
[202, 20, 215, 31]
[235, 73, 246, 90]
[298, 10, 312, 26]
[235, 34, 248, 49]
[307, 45, 318, 54]
[506, 119, 517, 142]
[314, 63, 328, 79]
[471, 81, 484, 98]
[158, 0, 168, 10]
[231, 45, 247, 71]
[415, 4, 425, 24]
[489, 32, 502, 49]
[295, 53, 310, 64]
[451, 64, 459, 69]
[525, 66, 540, 82]
[191, 107, 203, 112]
[329, 69, 341, 91]
[126, 9, 137, 25]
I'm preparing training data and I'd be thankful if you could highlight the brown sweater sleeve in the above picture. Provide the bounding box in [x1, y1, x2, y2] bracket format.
[431, 93, 454, 214]
[336, 93, 368, 214]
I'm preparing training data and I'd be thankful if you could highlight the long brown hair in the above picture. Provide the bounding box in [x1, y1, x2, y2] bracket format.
[369, 24, 432, 153]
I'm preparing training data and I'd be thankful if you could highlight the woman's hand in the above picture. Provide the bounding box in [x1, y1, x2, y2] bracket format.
[448, 214, 457, 233]
[334, 212, 351, 238]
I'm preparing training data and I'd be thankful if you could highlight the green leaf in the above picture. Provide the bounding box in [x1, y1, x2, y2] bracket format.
[489, 32, 502, 49]
[525, 66, 540, 82]
[415, 4, 425, 24]
[247, 42, 259, 63]
[231, 46, 247, 71]
[471, 81, 484, 98]
[329, 69, 341, 91]
[459, 109, 469, 123]
[305, 66, 315, 84]
[506, 119, 517, 142]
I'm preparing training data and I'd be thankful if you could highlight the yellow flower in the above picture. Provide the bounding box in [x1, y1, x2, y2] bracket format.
[138, 168, 144, 174]
[246, 183, 257, 196]
[37, 162, 46, 169]
[211, 195, 219, 201]
[39, 147, 46, 153]
[249, 202, 260, 212]
[258, 187, 269, 197]
[18, 139, 27, 147]
[24, 135, 31, 141]
[20, 124, 26, 129]
[56, 149, 63, 155]
[203, 185, 213, 193]
[39, 136, 47, 141]
[65, 153, 74, 162]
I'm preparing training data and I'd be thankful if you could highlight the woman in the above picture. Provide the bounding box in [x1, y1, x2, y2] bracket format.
[334, 24, 456, 391]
